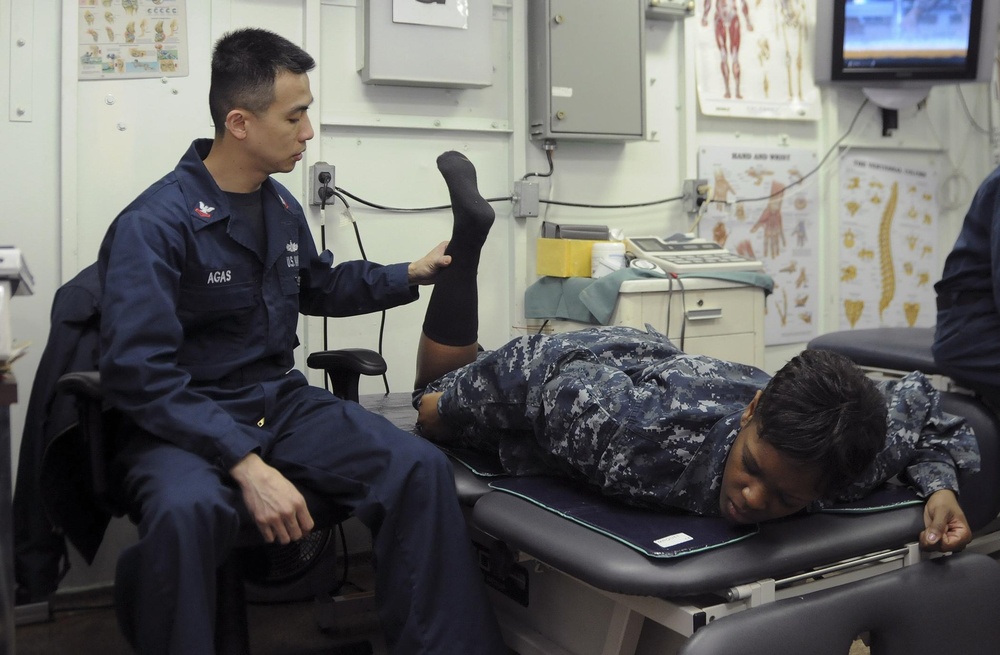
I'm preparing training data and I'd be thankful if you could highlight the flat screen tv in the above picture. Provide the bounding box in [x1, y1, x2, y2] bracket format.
[815, 0, 999, 107]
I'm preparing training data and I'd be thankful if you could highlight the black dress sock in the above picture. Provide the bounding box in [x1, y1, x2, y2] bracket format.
[422, 151, 495, 346]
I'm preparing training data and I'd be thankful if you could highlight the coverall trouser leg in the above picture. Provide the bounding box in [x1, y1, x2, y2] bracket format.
[116, 385, 506, 655]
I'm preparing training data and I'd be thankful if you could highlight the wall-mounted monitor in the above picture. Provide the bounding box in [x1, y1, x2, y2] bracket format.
[815, 0, 999, 109]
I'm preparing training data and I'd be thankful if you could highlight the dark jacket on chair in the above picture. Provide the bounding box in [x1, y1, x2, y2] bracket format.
[13, 263, 108, 602]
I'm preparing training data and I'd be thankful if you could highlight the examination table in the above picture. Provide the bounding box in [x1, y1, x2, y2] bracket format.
[362, 327, 1000, 654]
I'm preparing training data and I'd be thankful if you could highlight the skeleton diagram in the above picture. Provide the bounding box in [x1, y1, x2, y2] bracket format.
[702, 0, 754, 99]
[776, 0, 808, 102]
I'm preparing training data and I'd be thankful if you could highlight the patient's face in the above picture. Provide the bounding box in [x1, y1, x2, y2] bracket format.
[719, 409, 825, 524]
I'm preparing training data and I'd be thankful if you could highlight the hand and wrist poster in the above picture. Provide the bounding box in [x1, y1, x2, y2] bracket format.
[78, 0, 188, 80]
[698, 146, 819, 346]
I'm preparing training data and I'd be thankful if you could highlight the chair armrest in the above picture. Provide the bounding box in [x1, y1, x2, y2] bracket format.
[306, 348, 387, 403]
[56, 370, 104, 401]
[306, 348, 387, 377]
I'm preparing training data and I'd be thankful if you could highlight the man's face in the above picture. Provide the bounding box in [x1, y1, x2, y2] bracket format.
[719, 393, 825, 524]
[243, 70, 314, 177]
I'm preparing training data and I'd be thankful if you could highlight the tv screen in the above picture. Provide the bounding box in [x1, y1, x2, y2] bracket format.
[816, 0, 997, 87]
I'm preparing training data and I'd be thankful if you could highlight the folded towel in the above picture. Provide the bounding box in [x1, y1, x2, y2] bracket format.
[525, 268, 774, 325]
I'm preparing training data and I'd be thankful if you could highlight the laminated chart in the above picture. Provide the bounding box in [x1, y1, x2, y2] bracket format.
[699, 145, 819, 346]
[695, 0, 820, 120]
[838, 156, 939, 330]
[78, 0, 188, 79]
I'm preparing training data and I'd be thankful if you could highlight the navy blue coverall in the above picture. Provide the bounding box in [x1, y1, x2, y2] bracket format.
[98, 139, 505, 654]
[934, 164, 1000, 405]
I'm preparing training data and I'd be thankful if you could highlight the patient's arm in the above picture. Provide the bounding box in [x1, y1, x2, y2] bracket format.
[920, 489, 971, 553]
[416, 391, 455, 442]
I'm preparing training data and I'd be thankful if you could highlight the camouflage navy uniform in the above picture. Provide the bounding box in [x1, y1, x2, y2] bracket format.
[419, 326, 980, 517]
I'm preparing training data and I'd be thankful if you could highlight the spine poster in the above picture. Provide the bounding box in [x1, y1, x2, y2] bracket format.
[837, 155, 939, 331]
[78, 0, 188, 80]
[698, 146, 819, 346]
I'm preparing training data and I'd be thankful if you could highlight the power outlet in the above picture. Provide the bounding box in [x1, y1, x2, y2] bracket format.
[682, 178, 708, 215]
[309, 162, 336, 207]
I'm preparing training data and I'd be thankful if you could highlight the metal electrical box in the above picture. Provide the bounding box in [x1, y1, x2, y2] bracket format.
[357, 0, 493, 88]
[528, 0, 646, 141]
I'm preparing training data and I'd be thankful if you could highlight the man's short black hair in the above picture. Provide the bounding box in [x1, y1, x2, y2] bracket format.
[755, 348, 886, 495]
[209, 28, 316, 134]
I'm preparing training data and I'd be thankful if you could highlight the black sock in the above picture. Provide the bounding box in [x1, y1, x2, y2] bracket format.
[422, 151, 495, 346]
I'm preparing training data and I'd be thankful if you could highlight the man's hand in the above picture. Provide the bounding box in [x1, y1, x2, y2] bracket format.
[230, 453, 314, 545]
[408, 240, 451, 285]
[920, 489, 971, 553]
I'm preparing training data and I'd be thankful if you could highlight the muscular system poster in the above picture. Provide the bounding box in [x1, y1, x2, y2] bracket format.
[696, 0, 819, 120]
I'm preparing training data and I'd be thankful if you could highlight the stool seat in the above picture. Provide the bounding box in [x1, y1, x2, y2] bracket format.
[808, 327, 939, 375]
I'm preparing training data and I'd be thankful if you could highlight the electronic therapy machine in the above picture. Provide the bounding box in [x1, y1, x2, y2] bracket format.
[366, 326, 1000, 655]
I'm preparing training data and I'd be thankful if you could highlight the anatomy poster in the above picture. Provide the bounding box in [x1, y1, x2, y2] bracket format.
[698, 146, 819, 346]
[78, 0, 188, 80]
[696, 0, 820, 120]
[838, 156, 939, 331]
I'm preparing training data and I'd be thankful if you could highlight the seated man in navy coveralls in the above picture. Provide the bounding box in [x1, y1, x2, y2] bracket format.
[934, 165, 1000, 413]
[98, 28, 507, 655]
[411, 161, 978, 555]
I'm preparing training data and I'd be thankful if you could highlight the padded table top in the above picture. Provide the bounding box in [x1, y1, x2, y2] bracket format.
[473, 491, 926, 597]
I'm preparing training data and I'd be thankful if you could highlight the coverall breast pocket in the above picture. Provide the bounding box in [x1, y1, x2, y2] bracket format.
[177, 283, 256, 346]
[278, 273, 300, 296]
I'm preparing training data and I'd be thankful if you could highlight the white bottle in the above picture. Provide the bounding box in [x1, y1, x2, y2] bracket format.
[591, 242, 627, 278]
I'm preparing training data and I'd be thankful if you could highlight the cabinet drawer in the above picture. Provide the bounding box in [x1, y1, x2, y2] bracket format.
[612, 288, 760, 339]
[679, 333, 761, 369]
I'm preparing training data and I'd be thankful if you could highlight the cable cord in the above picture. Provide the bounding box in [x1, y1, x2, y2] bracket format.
[730, 98, 871, 205]
[522, 148, 555, 180]
[664, 275, 687, 352]
[540, 195, 684, 209]
[323, 193, 390, 395]
[335, 187, 512, 212]
[957, 85, 991, 135]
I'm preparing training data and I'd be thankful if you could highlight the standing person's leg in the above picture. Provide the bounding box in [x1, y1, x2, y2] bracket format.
[415, 151, 495, 389]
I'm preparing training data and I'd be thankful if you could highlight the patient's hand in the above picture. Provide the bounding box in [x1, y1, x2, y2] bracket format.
[230, 452, 315, 545]
[920, 489, 971, 553]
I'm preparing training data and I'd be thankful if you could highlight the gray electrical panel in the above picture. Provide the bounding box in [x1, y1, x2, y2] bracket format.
[528, 0, 646, 141]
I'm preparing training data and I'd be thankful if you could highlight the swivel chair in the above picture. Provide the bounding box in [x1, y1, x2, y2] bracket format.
[55, 347, 388, 655]
[677, 552, 1000, 655]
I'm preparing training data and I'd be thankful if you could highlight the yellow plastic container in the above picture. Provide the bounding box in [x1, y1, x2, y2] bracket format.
[536, 238, 606, 278]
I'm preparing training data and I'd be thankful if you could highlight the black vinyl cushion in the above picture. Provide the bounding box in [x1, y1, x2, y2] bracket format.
[807, 327, 940, 375]
[678, 553, 1000, 655]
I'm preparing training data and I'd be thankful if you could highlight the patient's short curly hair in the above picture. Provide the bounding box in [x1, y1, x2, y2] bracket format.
[754, 349, 886, 495]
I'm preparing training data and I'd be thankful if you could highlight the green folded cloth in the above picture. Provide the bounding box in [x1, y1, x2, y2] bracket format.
[525, 268, 774, 325]
[679, 271, 774, 296]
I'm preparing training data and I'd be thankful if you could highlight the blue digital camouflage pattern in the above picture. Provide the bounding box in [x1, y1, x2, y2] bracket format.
[419, 325, 980, 517]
